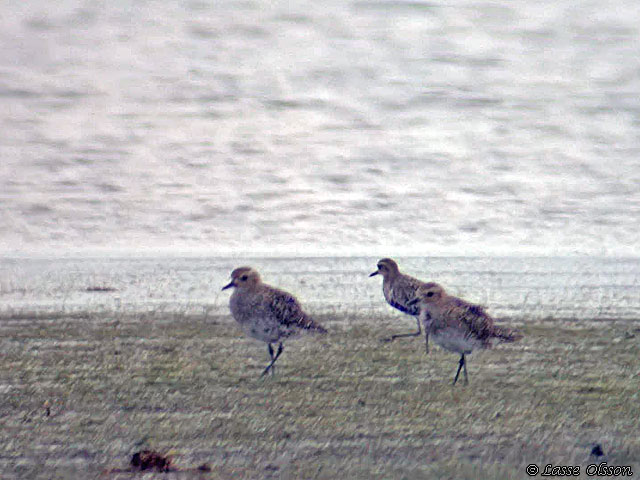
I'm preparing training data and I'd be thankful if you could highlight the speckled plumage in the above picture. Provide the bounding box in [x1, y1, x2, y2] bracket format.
[222, 266, 326, 377]
[370, 258, 431, 348]
[411, 283, 523, 385]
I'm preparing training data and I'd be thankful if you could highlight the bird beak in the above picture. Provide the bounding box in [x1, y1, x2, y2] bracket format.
[369, 270, 379, 277]
[221, 281, 234, 291]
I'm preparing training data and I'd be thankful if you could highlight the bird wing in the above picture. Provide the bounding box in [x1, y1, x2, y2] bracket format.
[388, 275, 423, 316]
[439, 296, 522, 344]
[266, 287, 327, 333]
[441, 296, 494, 342]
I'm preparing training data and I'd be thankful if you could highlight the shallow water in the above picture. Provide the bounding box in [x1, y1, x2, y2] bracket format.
[1, 256, 639, 323]
[1, 0, 640, 256]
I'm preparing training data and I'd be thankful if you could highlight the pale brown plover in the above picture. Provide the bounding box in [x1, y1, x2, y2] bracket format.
[370, 258, 432, 351]
[222, 267, 327, 377]
[408, 282, 523, 385]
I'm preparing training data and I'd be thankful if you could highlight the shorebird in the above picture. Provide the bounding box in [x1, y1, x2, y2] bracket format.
[408, 282, 523, 385]
[369, 258, 432, 351]
[222, 267, 327, 377]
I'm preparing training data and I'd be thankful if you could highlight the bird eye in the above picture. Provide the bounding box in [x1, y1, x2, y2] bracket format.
[240, 275, 248, 281]
[426, 291, 434, 297]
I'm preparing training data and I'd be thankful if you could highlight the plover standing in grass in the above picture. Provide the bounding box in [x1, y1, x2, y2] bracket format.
[408, 282, 523, 385]
[370, 258, 432, 352]
[222, 267, 327, 377]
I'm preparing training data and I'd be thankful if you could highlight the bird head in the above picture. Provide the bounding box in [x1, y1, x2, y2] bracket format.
[222, 267, 261, 291]
[369, 258, 400, 279]
[407, 282, 446, 307]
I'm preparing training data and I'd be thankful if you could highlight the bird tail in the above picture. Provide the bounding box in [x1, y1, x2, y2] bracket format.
[297, 314, 328, 334]
[492, 325, 523, 342]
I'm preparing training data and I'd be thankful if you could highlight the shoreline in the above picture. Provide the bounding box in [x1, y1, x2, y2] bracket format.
[2, 256, 639, 323]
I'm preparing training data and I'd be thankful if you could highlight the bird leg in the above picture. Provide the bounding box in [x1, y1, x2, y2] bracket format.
[423, 312, 431, 354]
[418, 311, 431, 355]
[267, 343, 276, 376]
[261, 343, 284, 377]
[462, 355, 469, 384]
[384, 317, 422, 342]
[453, 354, 469, 385]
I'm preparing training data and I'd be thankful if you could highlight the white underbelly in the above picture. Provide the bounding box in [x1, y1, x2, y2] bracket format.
[431, 328, 481, 354]
[239, 318, 282, 343]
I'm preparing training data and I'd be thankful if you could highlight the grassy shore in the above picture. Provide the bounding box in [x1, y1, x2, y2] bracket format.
[0, 311, 638, 479]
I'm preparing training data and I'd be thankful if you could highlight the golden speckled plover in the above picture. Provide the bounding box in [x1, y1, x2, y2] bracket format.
[370, 258, 433, 351]
[408, 282, 523, 385]
[222, 266, 327, 377]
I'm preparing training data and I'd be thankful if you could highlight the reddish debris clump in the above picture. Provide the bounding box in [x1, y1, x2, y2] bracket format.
[130, 450, 173, 472]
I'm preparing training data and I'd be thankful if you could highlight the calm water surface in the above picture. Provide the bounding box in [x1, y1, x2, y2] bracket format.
[1, 0, 639, 256]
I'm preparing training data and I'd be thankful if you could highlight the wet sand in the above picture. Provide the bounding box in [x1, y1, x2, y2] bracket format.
[1, 256, 639, 478]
